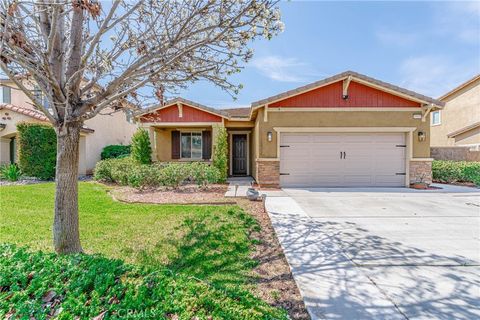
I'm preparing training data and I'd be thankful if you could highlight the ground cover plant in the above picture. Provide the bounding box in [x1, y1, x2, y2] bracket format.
[432, 160, 480, 186]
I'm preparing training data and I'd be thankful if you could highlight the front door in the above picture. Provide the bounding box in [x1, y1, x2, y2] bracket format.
[232, 134, 247, 175]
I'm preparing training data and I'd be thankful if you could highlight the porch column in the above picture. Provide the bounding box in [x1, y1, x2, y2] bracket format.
[211, 123, 225, 161]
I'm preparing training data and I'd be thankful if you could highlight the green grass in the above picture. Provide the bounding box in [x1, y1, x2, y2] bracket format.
[0, 182, 286, 319]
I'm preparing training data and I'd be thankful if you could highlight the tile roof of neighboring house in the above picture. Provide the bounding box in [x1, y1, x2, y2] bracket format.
[251, 70, 445, 108]
[0, 103, 49, 121]
[447, 121, 480, 138]
[0, 103, 94, 133]
[439, 74, 480, 101]
[135, 97, 230, 118]
[223, 107, 251, 118]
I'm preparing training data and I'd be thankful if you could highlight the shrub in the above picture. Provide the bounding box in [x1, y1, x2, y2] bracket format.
[100, 144, 131, 160]
[0, 164, 22, 181]
[131, 128, 152, 164]
[16, 123, 56, 180]
[213, 125, 228, 182]
[189, 162, 221, 186]
[127, 163, 164, 188]
[159, 162, 190, 188]
[94, 159, 221, 188]
[432, 160, 480, 186]
[94, 157, 137, 185]
[0, 244, 287, 320]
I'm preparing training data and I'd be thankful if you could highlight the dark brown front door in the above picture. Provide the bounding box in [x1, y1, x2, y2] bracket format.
[232, 134, 247, 175]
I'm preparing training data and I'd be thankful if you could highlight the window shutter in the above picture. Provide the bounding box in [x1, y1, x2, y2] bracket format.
[171, 130, 180, 159]
[2, 86, 11, 104]
[202, 130, 212, 160]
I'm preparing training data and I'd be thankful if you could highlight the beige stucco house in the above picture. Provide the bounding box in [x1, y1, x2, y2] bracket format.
[137, 71, 444, 188]
[430, 75, 480, 149]
[0, 79, 137, 175]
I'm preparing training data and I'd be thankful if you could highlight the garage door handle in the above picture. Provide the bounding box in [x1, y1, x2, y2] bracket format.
[343, 151, 346, 159]
[340, 151, 342, 159]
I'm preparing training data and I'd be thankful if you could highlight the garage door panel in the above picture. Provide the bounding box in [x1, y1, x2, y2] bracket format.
[280, 132, 406, 187]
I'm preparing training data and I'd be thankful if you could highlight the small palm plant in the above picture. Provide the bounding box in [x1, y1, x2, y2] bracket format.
[0, 164, 22, 182]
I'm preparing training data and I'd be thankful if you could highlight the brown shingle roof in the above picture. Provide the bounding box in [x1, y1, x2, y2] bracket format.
[223, 107, 251, 118]
[135, 97, 229, 118]
[251, 70, 445, 108]
[439, 74, 480, 101]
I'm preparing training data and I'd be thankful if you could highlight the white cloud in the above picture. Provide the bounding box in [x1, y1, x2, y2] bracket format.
[399, 55, 477, 97]
[250, 55, 309, 82]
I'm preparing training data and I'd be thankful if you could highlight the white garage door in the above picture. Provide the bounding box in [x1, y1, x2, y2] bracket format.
[280, 132, 406, 187]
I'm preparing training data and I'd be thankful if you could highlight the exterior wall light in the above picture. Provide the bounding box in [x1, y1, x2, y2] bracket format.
[267, 131, 273, 142]
[417, 131, 426, 142]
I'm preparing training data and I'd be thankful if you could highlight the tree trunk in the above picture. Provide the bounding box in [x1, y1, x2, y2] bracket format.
[53, 122, 83, 253]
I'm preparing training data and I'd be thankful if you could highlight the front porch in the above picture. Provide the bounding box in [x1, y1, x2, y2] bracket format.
[136, 97, 256, 178]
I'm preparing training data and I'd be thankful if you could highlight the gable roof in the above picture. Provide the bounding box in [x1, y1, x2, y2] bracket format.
[439, 74, 480, 102]
[251, 70, 445, 108]
[135, 97, 230, 119]
[447, 121, 480, 138]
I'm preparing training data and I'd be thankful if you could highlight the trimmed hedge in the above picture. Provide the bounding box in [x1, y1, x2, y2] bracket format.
[432, 160, 480, 186]
[94, 157, 221, 188]
[16, 123, 56, 180]
[0, 244, 287, 320]
[100, 144, 131, 160]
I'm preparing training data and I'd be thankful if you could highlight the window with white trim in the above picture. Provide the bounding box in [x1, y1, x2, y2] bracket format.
[431, 110, 441, 126]
[181, 132, 202, 159]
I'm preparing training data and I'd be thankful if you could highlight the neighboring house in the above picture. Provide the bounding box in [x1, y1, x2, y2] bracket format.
[137, 71, 444, 188]
[0, 79, 137, 175]
[430, 74, 480, 149]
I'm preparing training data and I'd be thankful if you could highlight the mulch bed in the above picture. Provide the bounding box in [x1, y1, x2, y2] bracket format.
[237, 199, 310, 319]
[110, 184, 234, 204]
[108, 183, 310, 319]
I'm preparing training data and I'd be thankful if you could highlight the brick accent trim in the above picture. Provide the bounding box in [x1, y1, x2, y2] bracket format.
[409, 160, 432, 185]
[256, 159, 280, 188]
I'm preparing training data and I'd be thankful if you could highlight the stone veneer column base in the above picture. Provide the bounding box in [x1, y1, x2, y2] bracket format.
[409, 159, 433, 185]
[256, 159, 280, 188]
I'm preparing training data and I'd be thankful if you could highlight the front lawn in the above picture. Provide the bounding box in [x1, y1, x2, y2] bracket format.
[0, 182, 287, 319]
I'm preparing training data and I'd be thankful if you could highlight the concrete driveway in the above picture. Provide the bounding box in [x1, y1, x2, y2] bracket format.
[265, 185, 480, 320]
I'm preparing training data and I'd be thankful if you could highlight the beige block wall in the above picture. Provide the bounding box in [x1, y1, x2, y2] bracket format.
[256, 109, 431, 159]
[431, 80, 480, 146]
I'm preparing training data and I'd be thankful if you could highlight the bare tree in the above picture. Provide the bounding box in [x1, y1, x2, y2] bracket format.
[0, 0, 283, 253]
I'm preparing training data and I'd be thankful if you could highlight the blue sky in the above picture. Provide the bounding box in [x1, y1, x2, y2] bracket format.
[179, 1, 480, 109]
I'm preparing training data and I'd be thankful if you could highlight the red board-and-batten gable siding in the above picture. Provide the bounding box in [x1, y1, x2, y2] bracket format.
[140, 104, 223, 123]
[269, 81, 421, 108]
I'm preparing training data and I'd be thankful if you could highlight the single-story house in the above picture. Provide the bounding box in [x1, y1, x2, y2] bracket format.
[137, 71, 444, 188]
[0, 79, 137, 175]
[430, 74, 480, 149]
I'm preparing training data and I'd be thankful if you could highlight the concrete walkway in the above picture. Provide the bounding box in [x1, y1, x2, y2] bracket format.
[265, 185, 480, 319]
[224, 177, 255, 197]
